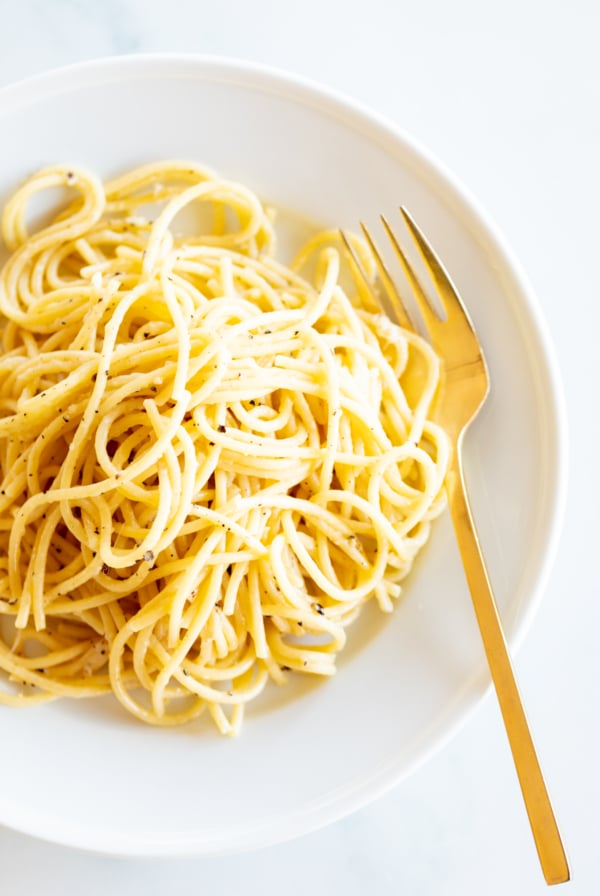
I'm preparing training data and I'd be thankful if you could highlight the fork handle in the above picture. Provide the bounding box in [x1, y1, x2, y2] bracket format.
[446, 446, 569, 885]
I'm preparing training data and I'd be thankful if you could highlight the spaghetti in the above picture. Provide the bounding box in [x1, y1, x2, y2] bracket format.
[0, 161, 448, 735]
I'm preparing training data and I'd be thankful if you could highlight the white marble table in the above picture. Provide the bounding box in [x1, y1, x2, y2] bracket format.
[0, 2, 595, 893]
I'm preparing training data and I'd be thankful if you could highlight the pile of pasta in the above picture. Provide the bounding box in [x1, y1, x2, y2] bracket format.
[0, 161, 448, 735]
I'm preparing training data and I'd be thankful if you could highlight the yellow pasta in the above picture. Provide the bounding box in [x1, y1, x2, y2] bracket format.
[0, 161, 448, 735]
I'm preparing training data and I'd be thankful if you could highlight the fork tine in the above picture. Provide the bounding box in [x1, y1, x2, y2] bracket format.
[339, 230, 381, 314]
[380, 214, 442, 335]
[399, 206, 473, 327]
[359, 222, 415, 331]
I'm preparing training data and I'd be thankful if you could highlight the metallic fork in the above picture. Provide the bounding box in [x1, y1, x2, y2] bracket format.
[341, 210, 569, 886]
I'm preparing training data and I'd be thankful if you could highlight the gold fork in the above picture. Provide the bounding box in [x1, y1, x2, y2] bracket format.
[341, 210, 569, 886]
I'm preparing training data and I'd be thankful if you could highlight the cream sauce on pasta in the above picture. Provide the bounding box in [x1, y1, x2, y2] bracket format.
[0, 161, 448, 735]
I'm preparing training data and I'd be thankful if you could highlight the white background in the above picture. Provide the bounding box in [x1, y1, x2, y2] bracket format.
[0, 1, 596, 893]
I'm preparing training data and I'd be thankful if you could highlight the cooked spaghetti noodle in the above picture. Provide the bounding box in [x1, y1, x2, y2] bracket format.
[0, 161, 448, 735]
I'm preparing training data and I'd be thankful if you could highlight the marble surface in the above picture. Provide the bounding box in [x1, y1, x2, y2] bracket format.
[0, 1, 596, 893]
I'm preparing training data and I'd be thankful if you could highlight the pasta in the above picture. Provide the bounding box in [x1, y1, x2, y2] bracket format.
[0, 161, 448, 735]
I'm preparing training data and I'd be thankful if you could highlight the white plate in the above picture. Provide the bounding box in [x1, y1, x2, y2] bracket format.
[0, 55, 567, 856]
